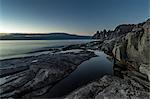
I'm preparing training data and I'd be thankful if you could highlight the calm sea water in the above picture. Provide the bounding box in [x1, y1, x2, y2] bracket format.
[0, 40, 92, 60]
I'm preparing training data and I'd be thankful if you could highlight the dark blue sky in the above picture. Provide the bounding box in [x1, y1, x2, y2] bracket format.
[0, 0, 149, 35]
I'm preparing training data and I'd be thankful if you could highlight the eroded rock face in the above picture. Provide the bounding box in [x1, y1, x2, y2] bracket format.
[112, 19, 150, 81]
[0, 51, 96, 98]
[66, 75, 150, 99]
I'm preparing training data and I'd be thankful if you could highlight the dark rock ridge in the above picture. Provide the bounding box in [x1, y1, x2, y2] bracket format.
[0, 51, 96, 98]
[92, 24, 136, 40]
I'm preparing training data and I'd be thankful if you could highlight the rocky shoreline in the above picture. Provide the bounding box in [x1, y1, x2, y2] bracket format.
[0, 19, 150, 98]
[66, 75, 150, 99]
[0, 50, 96, 98]
[65, 18, 150, 98]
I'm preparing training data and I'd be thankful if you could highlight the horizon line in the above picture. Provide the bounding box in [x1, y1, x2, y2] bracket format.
[0, 32, 92, 36]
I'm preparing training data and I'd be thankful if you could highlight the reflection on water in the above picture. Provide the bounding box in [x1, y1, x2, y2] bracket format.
[0, 40, 92, 60]
[41, 51, 113, 98]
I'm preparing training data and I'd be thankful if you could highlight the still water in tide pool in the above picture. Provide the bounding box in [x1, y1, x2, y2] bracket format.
[40, 51, 113, 98]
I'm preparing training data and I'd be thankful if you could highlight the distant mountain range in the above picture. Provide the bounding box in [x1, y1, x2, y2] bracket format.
[0, 33, 91, 40]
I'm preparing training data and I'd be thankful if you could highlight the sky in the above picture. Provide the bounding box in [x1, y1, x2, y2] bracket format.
[0, 0, 149, 35]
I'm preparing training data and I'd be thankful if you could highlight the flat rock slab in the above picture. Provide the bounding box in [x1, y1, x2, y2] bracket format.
[0, 51, 96, 98]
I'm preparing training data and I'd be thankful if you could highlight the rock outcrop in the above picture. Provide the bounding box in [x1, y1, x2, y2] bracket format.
[66, 75, 150, 99]
[0, 18, 149, 98]
[112, 18, 150, 81]
[0, 51, 96, 98]
[92, 18, 150, 81]
[66, 19, 150, 99]
[92, 24, 135, 40]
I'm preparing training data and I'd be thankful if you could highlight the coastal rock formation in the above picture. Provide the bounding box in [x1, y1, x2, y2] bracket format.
[0, 51, 96, 98]
[100, 39, 116, 55]
[66, 19, 150, 99]
[112, 19, 150, 81]
[66, 75, 150, 99]
[92, 24, 135, 40]
[0, 18, 149, 98]
[92, 18, 150, 81]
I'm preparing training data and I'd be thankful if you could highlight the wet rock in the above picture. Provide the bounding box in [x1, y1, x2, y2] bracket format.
[0, 65, 29, 78]
[0, 51, 96, 98]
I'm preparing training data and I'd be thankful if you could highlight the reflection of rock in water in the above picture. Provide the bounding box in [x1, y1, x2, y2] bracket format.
[66, 59, 150, 99]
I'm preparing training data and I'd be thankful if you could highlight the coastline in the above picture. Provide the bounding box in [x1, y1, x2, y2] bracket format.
[0, 19, 149, 98]
[0, 47, 96, 98]
[0, 39, 95, 61]
[0, 39, 149, 98]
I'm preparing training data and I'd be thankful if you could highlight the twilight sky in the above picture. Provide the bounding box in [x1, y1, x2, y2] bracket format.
[0, 0, 149, 35]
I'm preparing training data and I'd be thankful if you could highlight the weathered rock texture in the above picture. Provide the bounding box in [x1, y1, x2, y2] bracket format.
[92, 18, 150, 81]
[112, 19, 150, 81]
[0, 51, 95, 98]
[67, 19, 150, 99]
[66, 75, 150, 99]
[0, 18, 149, 98]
